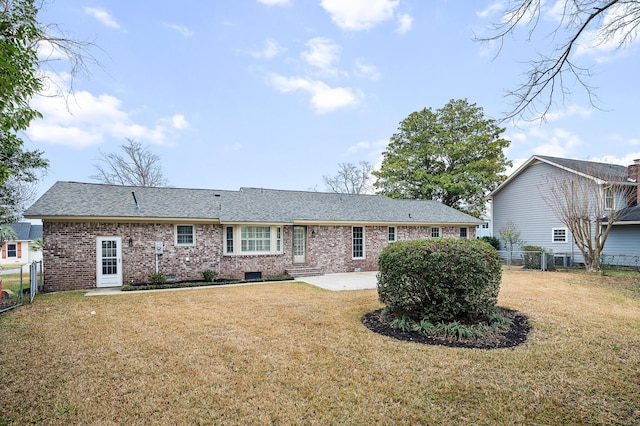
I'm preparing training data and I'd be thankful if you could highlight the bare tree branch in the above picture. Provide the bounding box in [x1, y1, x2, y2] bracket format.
[91, 138, 168, 187]
[477, 0, 637, 122]
[323, 162, 374, 194]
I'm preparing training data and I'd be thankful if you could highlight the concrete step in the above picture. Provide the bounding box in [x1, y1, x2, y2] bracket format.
[286, 266, 323, 278]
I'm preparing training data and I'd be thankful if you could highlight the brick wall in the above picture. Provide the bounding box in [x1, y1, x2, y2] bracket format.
[43, 221, 475, 291]
[43, 221, 223, 292]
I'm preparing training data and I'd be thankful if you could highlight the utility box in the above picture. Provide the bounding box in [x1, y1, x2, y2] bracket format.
[155, 241, 164, 254]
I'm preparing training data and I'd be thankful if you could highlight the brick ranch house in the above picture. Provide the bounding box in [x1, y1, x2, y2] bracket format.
[24, 181, 483, 292]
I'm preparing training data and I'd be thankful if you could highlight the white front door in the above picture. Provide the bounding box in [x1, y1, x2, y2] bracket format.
[293, 226, 306, 263]
[96, 237, 122, 287]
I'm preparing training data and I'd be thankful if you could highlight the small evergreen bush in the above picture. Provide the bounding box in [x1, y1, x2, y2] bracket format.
[202, 269, 219, 282]
[377, 238, 502, 324]
[148, 272, 167, 285]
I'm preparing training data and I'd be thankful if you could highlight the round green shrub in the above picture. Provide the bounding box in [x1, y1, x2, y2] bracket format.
[377, 238, 502, 323]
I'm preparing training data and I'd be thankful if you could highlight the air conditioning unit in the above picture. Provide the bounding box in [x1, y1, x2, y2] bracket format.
[554, 254, 572, 267]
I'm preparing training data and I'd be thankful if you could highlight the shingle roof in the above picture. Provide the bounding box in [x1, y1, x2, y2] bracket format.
[489, 155, 634, 198]
[604, 205, 640, 224]
[535, 156, 629, 182]
[24, 181, 482, 225]
[4, 222, 42, 241]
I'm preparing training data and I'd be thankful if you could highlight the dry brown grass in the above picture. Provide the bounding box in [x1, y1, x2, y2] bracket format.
[1, 270, 639, 425]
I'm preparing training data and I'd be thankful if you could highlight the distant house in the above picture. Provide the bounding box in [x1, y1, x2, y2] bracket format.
[0, 222, 43, 268]
[488, 155, 639, 266]
[24, 181, 483, 292]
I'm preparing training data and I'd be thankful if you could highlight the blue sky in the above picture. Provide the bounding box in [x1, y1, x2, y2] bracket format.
[27, 0, 640, 197]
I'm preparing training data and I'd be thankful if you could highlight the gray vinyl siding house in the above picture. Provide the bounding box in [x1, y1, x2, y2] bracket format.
[24, 181, 483, 292]
[488, 155, 640, 266]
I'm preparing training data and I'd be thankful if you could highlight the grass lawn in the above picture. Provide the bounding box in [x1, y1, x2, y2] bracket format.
[0, 270, 639, 425]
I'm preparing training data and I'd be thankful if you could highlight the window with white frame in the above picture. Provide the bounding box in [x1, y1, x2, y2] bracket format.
[460, 227, 468, 238]
[225, 226, 234, 254]
[431, 227, 440, 238]
[241, 226, 271, 252]
[175, 225, 195, 245]
[552, 228, 568, 243]
[604, 187, 614, 210]
[353, 226, 364, 259]
[224, 225, 283, 255]
[388, 226, 396, 242]
[7, 243, 17, 258]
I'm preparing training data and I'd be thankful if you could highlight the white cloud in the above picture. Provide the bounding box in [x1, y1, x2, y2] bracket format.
[354, 59, 380, 81]
[251, 38, 286, 59]
[27, 73, 188, 148]
[171, 114, 189, 130]
[301, 37, 341, 72]
[37, 40, 67, 61]
[476, 1, 505, 19]
[395, 13, 413, 34]
[266, 73, 359, 113]
[165, 24, 194, 37]
[257, 0, 290, 5]
[531, 128, 582, 157]
[544, 104, 593, 122]
[320, 0, 399, 31]
[83, 7, 121, 29]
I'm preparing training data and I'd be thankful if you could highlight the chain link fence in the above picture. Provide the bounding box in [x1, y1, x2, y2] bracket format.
[0, 261, 43, 314]
[498, 250, 568, 271]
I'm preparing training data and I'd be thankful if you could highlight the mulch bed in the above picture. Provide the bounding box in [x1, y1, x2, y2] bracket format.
[361, 307, 531, 350]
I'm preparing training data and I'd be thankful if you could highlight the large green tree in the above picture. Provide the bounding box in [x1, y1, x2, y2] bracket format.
[1, 0, 48, 222]
[373, 99, 511, 218]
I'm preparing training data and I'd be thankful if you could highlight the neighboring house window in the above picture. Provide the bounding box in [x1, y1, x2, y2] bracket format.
[604, 187, 614, 210]
[460, 227, 468, 238]
[353, 226, 364, 259]
[225, 226, 234, 254]
[388, 226, 396, 242]
[552, 228, 568, 243]
[225, 225, 283, 255]
[7, 243, 17, 258]
[175, 225, 195, 245]
[482, 223, 489, 229]
[431, 227, 440, 238]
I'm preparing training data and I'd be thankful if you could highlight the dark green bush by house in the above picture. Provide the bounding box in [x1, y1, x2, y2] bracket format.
[481, 236, 500, 250]
[377, 238, 502, 324]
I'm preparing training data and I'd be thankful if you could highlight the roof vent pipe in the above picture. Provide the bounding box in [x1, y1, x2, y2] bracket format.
[132, 191, 139, 210]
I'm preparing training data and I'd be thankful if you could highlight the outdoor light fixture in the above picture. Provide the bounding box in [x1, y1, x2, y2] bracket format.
[311, 229, 316, 237]
[128, 237, 133, 247]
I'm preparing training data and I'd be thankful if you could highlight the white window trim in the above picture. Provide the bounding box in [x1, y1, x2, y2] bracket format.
[352, 226, 365, 259]
[552, 227, 568, 243]
[460, 227, 468, 239]
[7, 243, 17, 258]
[224, 225, 283, 256]
[175, 224, 196, 246]
[431, 226, 441, 238]
[604, 187, 615, 211]
[225, 226, 234, 254]
[388, 226, 396, 242]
